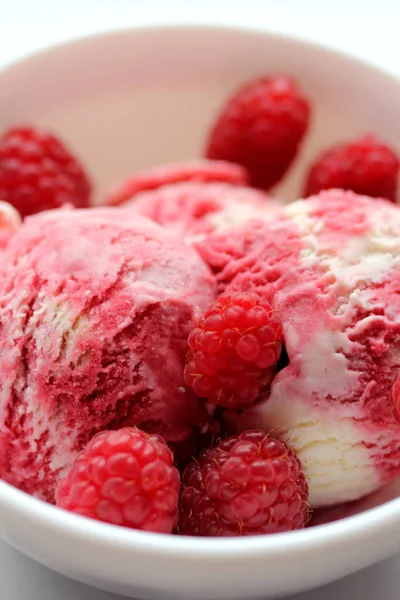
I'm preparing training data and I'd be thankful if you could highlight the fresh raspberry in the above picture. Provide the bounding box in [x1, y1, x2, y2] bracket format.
[179, 430, 309, 536]
[206, 75, 310, 189]
[105, 159, 249, 206]
[184, 291, 283, 409]
[0, 126, 91, 217]
[304, 135, 399, 202]
[55, 427, 180, 533]
[391, 375, 400, 423]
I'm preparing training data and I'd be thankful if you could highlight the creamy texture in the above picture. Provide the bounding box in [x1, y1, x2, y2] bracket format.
[199, 190, 400, 507]
[0, 207, 216, 501]
[105, 160, 249, 207]
[242, 396, 377, 506]
[123, 181, 278, 240]
[0, 201, 20, 249]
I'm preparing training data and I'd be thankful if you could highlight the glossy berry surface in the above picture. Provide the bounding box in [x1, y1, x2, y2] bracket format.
[206, 75, 310, 189]
[0, 126, 91, 217]
[56, 427, 180, 533]
[179, 430, 309, 536]
[184, 291, 283, 409]
[304, 135, 399, 202]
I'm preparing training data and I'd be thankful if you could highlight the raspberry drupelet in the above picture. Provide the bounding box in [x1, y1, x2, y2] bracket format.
[56, 427, 180, 534]
[179, 430, 310, 536]
[184, 291, 283, 409]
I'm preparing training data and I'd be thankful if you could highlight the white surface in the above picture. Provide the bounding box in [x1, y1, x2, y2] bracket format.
[1, 0, 400, 77]
[0, 538, 399, 600]
[1, 2, 400, 599]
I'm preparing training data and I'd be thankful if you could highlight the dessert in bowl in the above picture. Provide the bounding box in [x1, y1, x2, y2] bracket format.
[0, 24, 400, 600]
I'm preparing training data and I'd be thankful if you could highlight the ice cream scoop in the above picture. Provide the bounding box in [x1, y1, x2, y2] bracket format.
[198, 190, 400, 508]
[0, 207, 216, 501]
[122, 181, 279, 241]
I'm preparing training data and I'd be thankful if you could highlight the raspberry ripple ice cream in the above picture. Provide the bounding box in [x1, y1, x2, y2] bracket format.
[0, 207, 215, 501]
[197, 189, 400, 508]
[122, 181, 280, 240]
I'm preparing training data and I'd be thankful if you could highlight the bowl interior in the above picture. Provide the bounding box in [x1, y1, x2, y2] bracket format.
[1, 26, 400, 206]
[1, 23, 400, 519]
[0, 22, 400, 520]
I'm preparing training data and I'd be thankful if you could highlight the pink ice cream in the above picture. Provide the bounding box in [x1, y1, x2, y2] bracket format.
[0, 207, 216, 501]
[122, 181, 280, 240]
[197, 190, 400, 508]
[124, 182, 279, 242]
[105, 159, 249, 206]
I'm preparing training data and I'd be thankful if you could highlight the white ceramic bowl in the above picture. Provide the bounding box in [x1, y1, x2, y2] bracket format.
[1, 24, 400, 600]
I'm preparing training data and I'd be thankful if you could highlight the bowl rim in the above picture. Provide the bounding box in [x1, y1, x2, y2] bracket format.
[1, 22, 400, 559]
[2, 477, 400, 558]
[1, 20, 400, 85]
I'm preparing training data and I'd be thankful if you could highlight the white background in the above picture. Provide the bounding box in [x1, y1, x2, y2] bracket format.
[1, 0, 400, 77]
[0, 0, 400, 598]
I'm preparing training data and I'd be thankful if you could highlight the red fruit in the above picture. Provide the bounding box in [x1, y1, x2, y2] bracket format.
[391, 375, 400, 423]
[56, 427, 180, 533]
[184, 291, 283, 410]
[179, 430, 309, 536]
[304, 135, 399, 202]
[206, 75, 310, 189]
[105, 159, 249, 206]
[0, 126, 91, 218]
